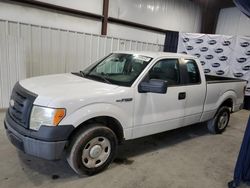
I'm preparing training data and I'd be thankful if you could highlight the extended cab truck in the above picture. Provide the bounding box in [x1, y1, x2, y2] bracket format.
[4, 51, 246, 175]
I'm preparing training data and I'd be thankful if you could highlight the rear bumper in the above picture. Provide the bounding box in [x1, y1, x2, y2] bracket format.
[4, 111, 74, 160]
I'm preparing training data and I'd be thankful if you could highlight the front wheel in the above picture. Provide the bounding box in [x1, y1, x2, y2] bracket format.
[207, 106, 230, 134]
[66, 124, 118, 175]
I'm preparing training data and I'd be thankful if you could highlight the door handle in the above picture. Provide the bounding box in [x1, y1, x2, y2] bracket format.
[178, 92, 186, 100]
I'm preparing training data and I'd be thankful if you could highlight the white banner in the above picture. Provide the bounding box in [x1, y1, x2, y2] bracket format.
[231, 36, 250, 95]
[177, 33, 250, 96]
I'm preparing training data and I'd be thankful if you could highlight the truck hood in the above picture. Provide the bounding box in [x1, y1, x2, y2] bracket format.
[19, 73, 120, 107]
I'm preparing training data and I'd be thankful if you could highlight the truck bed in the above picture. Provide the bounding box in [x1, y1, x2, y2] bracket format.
[201, 75, 246, 123]
[205, 75, 246, 84]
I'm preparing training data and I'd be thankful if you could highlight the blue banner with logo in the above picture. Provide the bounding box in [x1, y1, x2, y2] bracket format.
[177, 33, 250, 96]
[231, 36, 250, 94]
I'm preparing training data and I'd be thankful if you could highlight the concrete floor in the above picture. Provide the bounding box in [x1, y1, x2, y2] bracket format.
[0, 110, 249, 188]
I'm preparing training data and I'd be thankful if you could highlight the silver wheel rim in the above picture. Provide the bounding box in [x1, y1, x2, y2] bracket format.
[82, 137, 111, 168]
[218, 111, 229, 130]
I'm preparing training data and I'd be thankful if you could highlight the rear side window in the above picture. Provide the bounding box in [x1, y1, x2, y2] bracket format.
[184, 59, 200, 84]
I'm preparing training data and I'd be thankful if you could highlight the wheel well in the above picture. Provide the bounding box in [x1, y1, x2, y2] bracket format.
[68, 116, 124, 144]
[220, 98, 233, 111]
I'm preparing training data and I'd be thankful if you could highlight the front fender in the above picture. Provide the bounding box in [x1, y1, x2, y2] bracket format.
[59, 103, 133, 139]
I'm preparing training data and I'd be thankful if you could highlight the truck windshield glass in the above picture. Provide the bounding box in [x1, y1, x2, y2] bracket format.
[83, 53, 152, 86]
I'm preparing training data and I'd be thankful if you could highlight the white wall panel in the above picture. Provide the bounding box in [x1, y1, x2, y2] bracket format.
[0, 2, 101, 35]
[0, 20, 163, 108]
[216, 7, 250, 36]
[0, 22, 26, 108]
[34, 0, 103, 15]
[108, 23, 165, 44]
[109, 0, 202, 33]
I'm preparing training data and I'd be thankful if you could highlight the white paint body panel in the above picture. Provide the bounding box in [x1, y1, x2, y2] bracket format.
[133, 87, 185, 138]
[18, 51, 246, 140]
[182, 59, 207, 125]
[201, 83, 245, 122]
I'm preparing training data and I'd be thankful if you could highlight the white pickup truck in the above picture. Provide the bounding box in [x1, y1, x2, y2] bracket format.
[4, 51, 246, 175]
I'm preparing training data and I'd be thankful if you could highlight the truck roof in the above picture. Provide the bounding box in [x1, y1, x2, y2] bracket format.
[113, 51, 196, 59]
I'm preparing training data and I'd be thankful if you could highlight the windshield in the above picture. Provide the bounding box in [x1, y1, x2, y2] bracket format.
[82, 53, 152, 87]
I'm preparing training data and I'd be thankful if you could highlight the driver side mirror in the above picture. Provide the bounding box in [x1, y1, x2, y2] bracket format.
[138, 79, 168, 94]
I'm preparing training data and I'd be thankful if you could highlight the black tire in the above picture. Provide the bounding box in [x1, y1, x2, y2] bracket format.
[207, 106, 230, 134]
[66, 124, 118, 175]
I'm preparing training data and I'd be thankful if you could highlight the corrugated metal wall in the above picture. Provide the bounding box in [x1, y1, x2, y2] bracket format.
[0, 19, 164, 108]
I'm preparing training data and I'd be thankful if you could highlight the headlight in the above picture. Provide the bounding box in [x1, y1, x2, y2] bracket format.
[29, 106, 66, 130]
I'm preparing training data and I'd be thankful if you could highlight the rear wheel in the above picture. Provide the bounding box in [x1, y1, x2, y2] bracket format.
[66, 124, 118, 175]
[207, 106, 230, 134]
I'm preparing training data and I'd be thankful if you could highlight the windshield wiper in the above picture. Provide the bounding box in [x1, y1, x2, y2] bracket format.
[80, 71, 85, 77]
[85, 74, 112, 84]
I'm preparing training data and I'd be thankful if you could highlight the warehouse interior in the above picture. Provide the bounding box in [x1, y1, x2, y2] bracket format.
[0, 0, 250, 187]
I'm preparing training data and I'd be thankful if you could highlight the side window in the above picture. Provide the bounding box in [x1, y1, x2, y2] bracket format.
[185, 59, 200, 84]
[148, 59, 180, 86]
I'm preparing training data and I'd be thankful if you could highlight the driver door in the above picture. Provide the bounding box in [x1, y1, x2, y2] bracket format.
[133, 58, 185, 139]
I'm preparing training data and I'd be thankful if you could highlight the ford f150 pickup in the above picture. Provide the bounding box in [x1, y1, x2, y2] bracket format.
[4, 51, 247, 175]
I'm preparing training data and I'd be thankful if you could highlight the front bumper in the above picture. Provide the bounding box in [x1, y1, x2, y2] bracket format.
[4, 112, 74, 160]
